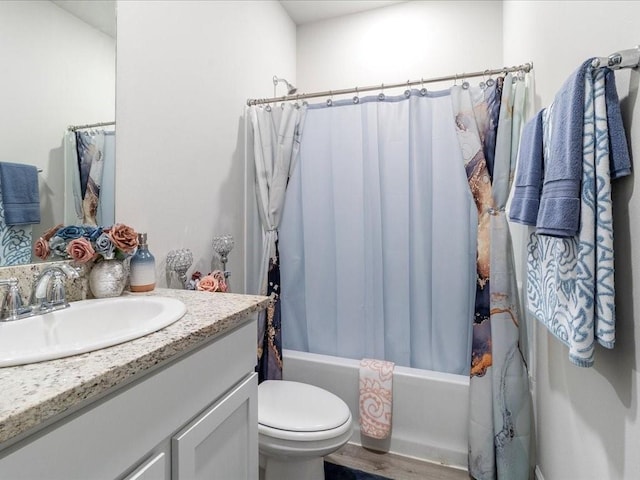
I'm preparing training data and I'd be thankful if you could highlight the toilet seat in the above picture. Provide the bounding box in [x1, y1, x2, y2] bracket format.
[258, 380, 352, 441]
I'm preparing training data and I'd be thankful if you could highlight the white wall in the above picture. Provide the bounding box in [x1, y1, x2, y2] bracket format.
[504, 2, 640, 479]
[115, 0, 296, 290]
[297, 0, 503, 96]
[0, 0, 115, 242]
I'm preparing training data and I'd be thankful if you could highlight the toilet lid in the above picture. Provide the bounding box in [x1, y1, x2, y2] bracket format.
[258, 380, 351, 432]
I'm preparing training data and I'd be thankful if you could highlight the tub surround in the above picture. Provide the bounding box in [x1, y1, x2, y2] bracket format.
[0, 287, 270, 449]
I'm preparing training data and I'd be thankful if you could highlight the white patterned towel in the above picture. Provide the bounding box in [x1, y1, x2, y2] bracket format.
[359, 358, 394, 439]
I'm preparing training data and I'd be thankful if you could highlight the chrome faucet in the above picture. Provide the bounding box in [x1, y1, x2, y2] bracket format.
[0, 278, 31, 321]
[28, 264, 80, 314]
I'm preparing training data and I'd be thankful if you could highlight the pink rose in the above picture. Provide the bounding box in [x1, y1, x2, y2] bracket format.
[211, 270, 228, 293]
[43, 223, 63, 241]
[197, 275, 222, 292]
[66, 237, 96, 263]
[33, 237, 50, 260]
[108, 224, 138, 254]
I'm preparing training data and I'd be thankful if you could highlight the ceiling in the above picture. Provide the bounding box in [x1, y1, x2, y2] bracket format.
[51, 0, 116, 38]
[50, 0, 404, 37]
[280, 1, 405, 25]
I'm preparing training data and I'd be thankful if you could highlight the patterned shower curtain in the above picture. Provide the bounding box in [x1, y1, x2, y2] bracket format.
[248, 103, 305, 382]
[451, 73, 532, 479]
[75, 130, 106, 226]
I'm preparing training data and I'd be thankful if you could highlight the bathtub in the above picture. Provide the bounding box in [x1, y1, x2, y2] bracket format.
[282, 349, 469, 469]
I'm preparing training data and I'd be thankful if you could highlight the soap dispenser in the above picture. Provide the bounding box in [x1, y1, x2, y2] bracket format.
[129, 233, 156, 292]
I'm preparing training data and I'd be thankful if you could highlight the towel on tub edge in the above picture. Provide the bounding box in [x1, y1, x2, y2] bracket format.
[359, 358, 394, 440]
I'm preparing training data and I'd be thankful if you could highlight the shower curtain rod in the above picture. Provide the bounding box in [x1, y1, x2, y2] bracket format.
[246, 62, 533, 106]
[68, 121, 115, 132]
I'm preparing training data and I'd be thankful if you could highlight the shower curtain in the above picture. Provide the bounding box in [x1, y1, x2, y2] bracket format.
[248, 103, 304, 382]
[279, 92, 476, 375]
[63, 129, 115, 227]
[278, 74, 532, 479]
[451, 74, 531, 479]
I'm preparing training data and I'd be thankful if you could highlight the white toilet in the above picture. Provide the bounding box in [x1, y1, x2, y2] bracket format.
[258, 380, 353, 480]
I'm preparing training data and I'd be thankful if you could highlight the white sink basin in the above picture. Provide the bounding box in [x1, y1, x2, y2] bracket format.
[0, 296, 187, 367]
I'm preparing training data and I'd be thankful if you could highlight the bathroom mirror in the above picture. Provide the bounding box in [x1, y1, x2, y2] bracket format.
[0, 0, 116, 266]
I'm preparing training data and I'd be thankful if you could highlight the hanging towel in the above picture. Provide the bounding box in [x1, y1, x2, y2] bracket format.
[0, 162, 40, 226]
[526, 65, 632, 367]
[604, 69, 632, 179]
[359, 358, 394, 440]
[0, 179, 32, 265]
[509, 109, 545, 226]
[535, 59, 593, 238]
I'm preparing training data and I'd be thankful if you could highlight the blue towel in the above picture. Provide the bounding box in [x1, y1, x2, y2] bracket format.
[604, 68, 632, 179]
[536, 59, 594, 238]
[509, 109, 544, 226]
[0, 162, 40, 226]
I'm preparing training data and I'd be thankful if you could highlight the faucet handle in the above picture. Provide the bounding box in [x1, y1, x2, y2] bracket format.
[0, 278, 30, 321]
[47, 272, 69, 308]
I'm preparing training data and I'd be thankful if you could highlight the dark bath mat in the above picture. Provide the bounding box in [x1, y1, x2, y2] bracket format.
[324, 461, 392, 480]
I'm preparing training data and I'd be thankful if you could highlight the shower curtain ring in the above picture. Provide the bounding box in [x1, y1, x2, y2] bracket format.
[485, 69, 495, 87]
[404, 80, 411, 98]
[420, 77, 427, 96]
[461, 74, 470, 90]
[378, 83, 385, 101]
[327, 91, 333, 107]
[353, 86, 360, 104]
[479, 71, 487, 90]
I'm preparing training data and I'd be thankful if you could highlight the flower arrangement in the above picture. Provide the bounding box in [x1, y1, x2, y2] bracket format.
[187, 270, 228, 293]
[34, 224, 139, 264]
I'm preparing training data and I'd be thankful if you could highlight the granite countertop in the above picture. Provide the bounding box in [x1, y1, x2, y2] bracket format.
[0, 288, 270, 447]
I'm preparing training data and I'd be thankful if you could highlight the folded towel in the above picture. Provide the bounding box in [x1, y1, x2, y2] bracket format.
[509, 109, 545, 225]
[536, 59, 594, 238]
[604, 68, 632, 179]
[359, 358, 394, 440]
[0, 162, 40, 226]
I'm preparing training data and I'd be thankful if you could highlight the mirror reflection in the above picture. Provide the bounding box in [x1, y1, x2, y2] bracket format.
[0, 0, 116, 266]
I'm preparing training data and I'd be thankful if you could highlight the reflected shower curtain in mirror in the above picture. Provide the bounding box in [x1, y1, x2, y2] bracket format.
[76, 130, 105, 226]
[248, 103, 305, 382]
[64, 130, 115, 227]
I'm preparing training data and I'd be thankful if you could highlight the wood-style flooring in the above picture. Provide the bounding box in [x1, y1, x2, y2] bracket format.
[326, 443, 470, 480]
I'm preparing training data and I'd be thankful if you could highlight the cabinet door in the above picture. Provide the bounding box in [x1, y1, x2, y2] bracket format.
[172, 373, 258, 480]
[123, 452, 168, 480]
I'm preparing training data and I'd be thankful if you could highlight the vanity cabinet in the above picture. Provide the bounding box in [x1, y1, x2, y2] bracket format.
[0, 317, 258, 480]
[124, 452, 168, 480]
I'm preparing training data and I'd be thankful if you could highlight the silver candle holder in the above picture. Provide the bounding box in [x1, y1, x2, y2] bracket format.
[212, 234, 234, 278]
[166, 248, 193, 289]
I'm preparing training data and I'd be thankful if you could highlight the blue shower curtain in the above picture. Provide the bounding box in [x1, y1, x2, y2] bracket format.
[279, 90, 477, 375]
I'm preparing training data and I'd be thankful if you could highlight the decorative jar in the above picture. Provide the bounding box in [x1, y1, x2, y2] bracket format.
[89, 259, 128, 298]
